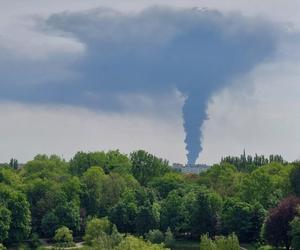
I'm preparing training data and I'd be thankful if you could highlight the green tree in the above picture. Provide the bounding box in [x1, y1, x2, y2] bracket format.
[200, 234, 216, 250]
[200, 234, 240, 250]
[290, 215, 300, 250]
[215, 234, 240, 250]
[110, 188, 158, 234]
[239, 163, 292, 208]
[0, 167, 22, 187]
[199, 163, 242, 197]
[24, 178, 64, 233]
[145, 229, 164, 244]
[9, 158, 18, 170]
[41, 212, 59, 238]
[130, 150, 169, 186]
[221, 199, 265, 242]
[54, 200, 81, 234]
[189, 188, 222, 238]
[84, 217, 113, 245]
[160, 189, 189, 235]
[53, 226, 74, 246]
[0, 184, 31, 243]
[84, 218, 122, 249]
[290, 163, 300, 196]
[70, 151, 106, 175]
[164, 227, 175, 248]
[150, 172, 185, 198]
[135, 203, 159, 235]
[0, 205, 11, 243]
[105, 150, 132, 173]
[81, 167, 107, 216]
[21, 154, 68, 180]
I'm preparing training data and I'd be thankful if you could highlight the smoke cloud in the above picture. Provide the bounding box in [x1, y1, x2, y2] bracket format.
[0, 7, 279, 163]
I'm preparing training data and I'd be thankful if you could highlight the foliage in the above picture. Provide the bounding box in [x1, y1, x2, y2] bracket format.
[262, 196, 300, 249]
[239, 163, 292, 208]
[0, 184, 31, 243]
[130, 150, 169, 185]
[221, 152, 285, 172]
[0, 205, 11, 243]
[160, 189, 189, 235]
[114, 235, 168, 250]
[289, 215, 300, 250]
[199, 163, 242, 197]
[53, 226, 74, 246]
[145, 229, 165, 244]
[70, 150, 131, 176]
[221, 199, 265, 242]
[164, 227, 175, 247]
[0, 150, 298, 247]
[150, 172, 185, 198]
[84, 217, 113, 245]
[200, 234, 240, 250]
[290, 163, 300, 196]
[84, 218, 122, 249]
[110, 187, 159, 235]
[189, 187, 222, 238]
[215, 234, 240, 250]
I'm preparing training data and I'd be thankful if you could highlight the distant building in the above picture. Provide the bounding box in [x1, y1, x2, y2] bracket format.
[172, 163, 210, 174]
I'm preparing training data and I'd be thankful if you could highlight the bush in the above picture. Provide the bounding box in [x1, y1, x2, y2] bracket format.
[84, 217, 112, 245]
[215, 234, 240, 250]
[28, 233, 41, 248]
[164, 227, 175, 247]
[145, 229, 165, 244]
[53, 226, 74, 247]
[200, 234, 216, 250]
[200, 234, 240, 250]
[115, 235, 167, 250]
[84, 218, 122, 249]
[0, 244, 6, 250]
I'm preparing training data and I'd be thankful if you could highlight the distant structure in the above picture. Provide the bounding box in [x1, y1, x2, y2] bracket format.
[172, 163, 210, 174]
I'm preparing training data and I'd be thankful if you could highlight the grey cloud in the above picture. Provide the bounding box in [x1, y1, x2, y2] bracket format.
[0, 6, 280, 163]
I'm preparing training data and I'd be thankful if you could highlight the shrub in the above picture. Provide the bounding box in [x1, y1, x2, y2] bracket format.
[164, 227, 175, 247]
[215, 234, 240, 250]
[200, 234, 216, 250]
[145, 229, 165, 244]
[200, 234, 240, 250]
[115, 235, 167, 250]
[84, 217, 112, 245]
[53, 226, 74, 247]
[84, 218, 122, 249]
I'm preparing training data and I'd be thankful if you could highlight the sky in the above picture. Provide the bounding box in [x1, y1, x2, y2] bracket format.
[1, 0, 300, 164]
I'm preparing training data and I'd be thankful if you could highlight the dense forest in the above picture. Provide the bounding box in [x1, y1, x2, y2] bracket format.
[0, 150, 300, 250]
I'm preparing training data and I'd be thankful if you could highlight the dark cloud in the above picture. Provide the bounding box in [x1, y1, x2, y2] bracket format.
[0, 7, 279, 163]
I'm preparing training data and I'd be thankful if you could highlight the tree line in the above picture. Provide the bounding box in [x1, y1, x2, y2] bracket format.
[0, 150, 300, 249]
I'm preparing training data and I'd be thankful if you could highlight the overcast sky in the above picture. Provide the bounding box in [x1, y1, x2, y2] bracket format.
[1, 0, 300, 164]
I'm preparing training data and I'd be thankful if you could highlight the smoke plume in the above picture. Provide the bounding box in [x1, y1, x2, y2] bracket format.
[0, 7, 279, 163]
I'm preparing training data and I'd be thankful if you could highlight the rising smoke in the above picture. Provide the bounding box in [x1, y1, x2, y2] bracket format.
[0, 7, 279, 163]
